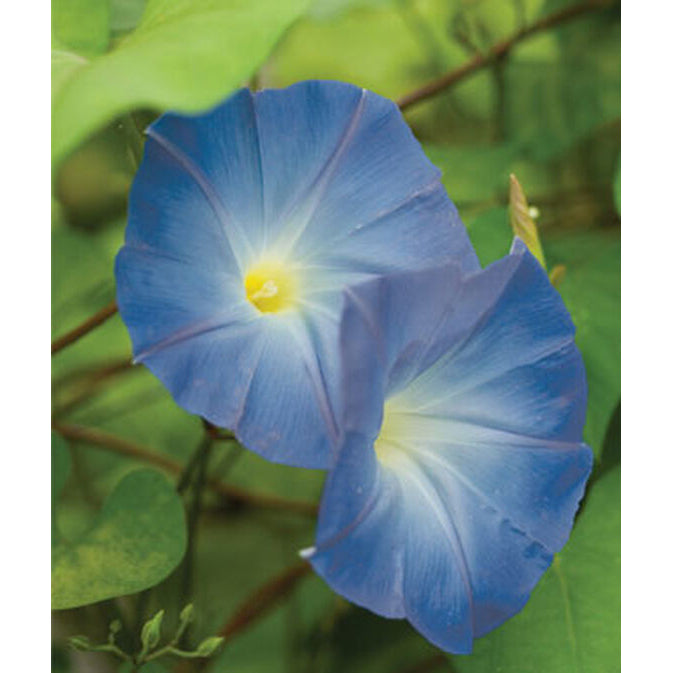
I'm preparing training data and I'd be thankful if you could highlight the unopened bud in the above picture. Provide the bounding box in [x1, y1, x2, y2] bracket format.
[141, 609, 164, 652]
[194, 636, 224, 657]
[179, 604, 194, 625]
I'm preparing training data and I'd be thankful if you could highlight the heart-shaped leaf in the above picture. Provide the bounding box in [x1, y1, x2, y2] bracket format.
[52, 432, 72, 545]
[52, 468, 186, 609]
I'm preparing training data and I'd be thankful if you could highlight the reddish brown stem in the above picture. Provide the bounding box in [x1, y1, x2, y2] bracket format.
[52, 356, 134, 390]
[397, 1, 612, 111]
[396, 653, 454, 673]
[51, 300, 118, 356]
[52, 358, 136, 419]
[52, 422, 318, 517]
[218, 561, 312, 640]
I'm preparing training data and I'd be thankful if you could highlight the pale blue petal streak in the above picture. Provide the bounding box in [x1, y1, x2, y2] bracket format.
[281, 86, 479, 273]
[124, 134, 239, 272]
[115, 247, 254, 357]
[315, 183, 474, 277]
[145, 89, 266, 264]
[397, 243, 587, 441]
[234, 318, 339, 469]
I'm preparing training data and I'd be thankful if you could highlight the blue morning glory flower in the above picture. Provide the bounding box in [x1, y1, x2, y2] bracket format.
[115, 80, 479, 468]
[302, 240, 593, 653]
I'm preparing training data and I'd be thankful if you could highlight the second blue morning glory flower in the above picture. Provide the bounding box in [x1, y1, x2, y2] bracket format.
[303, 240, 593, 653]
[115, 80, 479, 468]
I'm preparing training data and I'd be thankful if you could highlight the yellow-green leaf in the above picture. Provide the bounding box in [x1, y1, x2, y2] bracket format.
[51, 432, 71, 546]
[52, 0, 311, 167]
[509, 173, 547, 269]
[52, 469, 186, 609]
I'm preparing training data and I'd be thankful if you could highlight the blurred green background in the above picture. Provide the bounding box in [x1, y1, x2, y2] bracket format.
[52, 1, 620, 672]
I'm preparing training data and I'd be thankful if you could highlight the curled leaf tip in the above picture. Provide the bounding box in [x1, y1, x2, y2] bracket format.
[509, 173, 547, 270]
[549, 264, 567, 288]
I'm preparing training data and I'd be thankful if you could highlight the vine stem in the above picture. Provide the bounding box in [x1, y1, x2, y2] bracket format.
[51, 300, 118, 356]
[396, 654, 456, 673]
[52, 422, 318, 517]
[198, 560, 312, 672]
[51, 356, 133, 389]
[174, 562, 313, 673]
[178, 433, 214, 620]
[52, 358, 136, 419]
[396, 0, 613, 111]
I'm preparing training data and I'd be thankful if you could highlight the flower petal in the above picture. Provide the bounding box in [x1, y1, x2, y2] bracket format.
[394, 240, 587, 442]
[400, 434, 590, 637]
[305, 431, 406, 618]
[124, 133, 240, 272]
[115, 246, 255, 357]
[145, 89, 267, 267]
[233, 315, 340, 468]
[306, 242, 592, 652]
[274, 87, 479, 273]
[117, 81, 481, 468]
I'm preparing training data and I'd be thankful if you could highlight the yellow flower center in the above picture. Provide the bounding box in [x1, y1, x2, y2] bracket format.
[373, 402, 408, 467]
[244, 260, 298, 313]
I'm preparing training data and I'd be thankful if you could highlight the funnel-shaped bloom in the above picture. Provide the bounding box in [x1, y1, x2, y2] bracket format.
[115, 81, 478, 468]
[303, 240, 592, 652]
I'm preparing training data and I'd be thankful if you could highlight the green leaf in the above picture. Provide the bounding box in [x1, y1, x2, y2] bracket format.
[424, 143, 520, 205]
[52, 432, 71, 545]
[52, 432, 71, 508]
[271, 1, 461, 104]
[545, 230, 621, 457]
[323, 606, 438, 673]
[505, 11, 620, 161]
[453, 467, 620, 673]
[184, 520, 328, 673]
[52, 0, 110, 108]
[52, 0, 110, 56]
[465, 206, 513, 268]
[52, 469, 186, 609]
[613, 154, 621, 215]
[52, 0, 311, 167]
[111, 0, 147, 34]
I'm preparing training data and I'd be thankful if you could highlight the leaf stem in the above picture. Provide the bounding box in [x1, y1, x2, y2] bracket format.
[177, 430, 213, 495]
[82, 642, 131, 661]
[179, 433, 214, 618]
[51, 300, 118, 356]
[143, 645, 198, 661]
[52, 358, 136, 419]
[397, 1, 614, 111]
